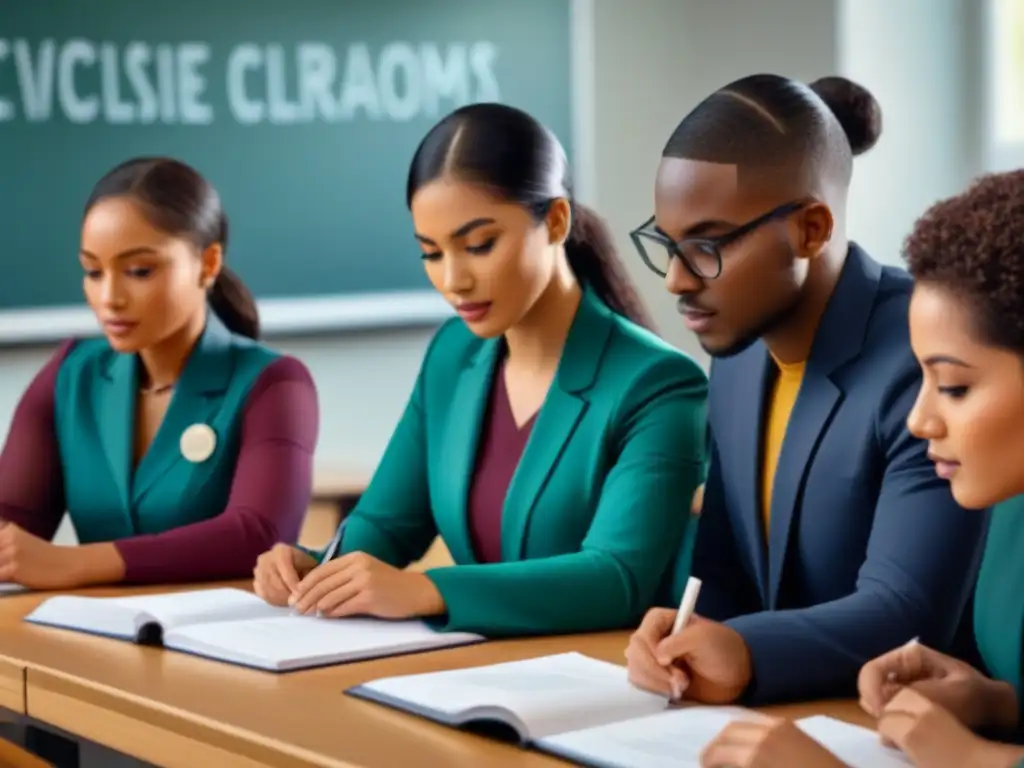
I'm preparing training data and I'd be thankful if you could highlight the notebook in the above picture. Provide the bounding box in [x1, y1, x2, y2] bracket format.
[24, 587, 485, 672]
[347, 652, 911, 768]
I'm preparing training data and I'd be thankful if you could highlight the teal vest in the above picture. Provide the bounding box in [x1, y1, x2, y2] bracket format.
[54, 313, 279, 543]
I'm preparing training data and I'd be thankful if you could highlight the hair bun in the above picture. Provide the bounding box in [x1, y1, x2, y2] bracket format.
[809, 76, 882, 156]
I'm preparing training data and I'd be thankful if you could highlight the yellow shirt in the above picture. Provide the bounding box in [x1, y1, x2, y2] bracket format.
[761, 358, 806, 531]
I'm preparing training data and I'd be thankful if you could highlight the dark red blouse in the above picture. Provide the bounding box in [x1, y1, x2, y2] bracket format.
[467, 361, 536, 564]
[0, 341, 318, 583]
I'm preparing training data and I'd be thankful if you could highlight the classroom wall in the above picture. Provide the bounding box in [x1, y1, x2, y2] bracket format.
[840, 0, 978, 263]
[0, 0, 984, 547]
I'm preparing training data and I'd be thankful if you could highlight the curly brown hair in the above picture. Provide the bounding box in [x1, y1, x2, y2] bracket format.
[903, 170, 1024, 353]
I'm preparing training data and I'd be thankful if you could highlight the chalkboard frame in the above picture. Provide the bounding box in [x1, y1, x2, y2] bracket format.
[0, 290, 454, 345]
[0, 0, 595, 346]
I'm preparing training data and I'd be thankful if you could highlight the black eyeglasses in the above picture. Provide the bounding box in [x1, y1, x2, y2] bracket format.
[629, 200, 807, 279]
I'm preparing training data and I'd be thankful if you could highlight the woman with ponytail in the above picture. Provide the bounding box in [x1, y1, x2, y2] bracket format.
[0, 157, 319, 589]
[255, 103, 708, 637]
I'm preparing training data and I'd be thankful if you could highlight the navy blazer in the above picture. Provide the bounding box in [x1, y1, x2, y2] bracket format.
[681, 244, 988, 704]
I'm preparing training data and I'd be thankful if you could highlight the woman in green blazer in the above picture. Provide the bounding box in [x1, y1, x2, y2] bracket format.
[0, 157, 318, 590]
[699, 173, 1024, 767]
[254, 104, 709, 637]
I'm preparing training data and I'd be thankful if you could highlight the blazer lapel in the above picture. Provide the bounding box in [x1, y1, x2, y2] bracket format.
[132, 312, 235, 503]
[765, 244, 882, 607]
[500, 291, 611, 561]
[766, 375, 842, 607]
[726, 347, 773, 603]
[438, 337, 500, 565]
[97, 352, 137, 513]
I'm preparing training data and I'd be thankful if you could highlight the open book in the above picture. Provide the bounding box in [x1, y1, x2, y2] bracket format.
[347, 653, 911, 768]
[24, 587, 484, 672]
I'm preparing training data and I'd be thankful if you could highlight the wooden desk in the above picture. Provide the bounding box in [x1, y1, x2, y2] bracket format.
[0, 586, 872, 768]
[0, 735, 51, 768]
[0, 658, 23, 716]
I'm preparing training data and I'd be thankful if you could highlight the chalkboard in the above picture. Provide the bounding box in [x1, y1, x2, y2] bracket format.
[0, 0, 574, 343]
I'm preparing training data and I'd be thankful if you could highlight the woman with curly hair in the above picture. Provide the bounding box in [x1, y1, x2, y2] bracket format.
[700, 171, 1024, 767]
[853, 169, 1024, 768]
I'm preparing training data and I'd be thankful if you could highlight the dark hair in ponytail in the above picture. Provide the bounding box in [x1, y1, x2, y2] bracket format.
[84, 157, 260, 339]
[406, 103, 655, 331]
[565, 203, 655, 329]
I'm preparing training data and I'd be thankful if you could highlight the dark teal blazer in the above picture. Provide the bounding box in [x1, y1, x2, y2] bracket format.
[334, 290, 709, 636]
[0, 310, 318, 584]
[975, 497, 1024, 705]
[55, 313, 282, 541]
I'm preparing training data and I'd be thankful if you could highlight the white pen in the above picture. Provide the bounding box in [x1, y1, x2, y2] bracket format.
[671, 576, 703, 635]
[319, 518, 348, 565]
[292, 520, 346, 617]
[887, 636, 920, 682]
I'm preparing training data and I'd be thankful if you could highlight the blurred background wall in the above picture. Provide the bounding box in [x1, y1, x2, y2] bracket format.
[0, 0, 1015, 545]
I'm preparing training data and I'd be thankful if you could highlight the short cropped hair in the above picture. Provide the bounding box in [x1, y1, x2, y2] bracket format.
[662, 74, 883, 189]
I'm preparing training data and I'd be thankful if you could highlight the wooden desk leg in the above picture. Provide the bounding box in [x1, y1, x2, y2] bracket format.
[25, 725, 78, 768]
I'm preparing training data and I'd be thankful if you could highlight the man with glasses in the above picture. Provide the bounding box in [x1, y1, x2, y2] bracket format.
[624, 74, 986, 709]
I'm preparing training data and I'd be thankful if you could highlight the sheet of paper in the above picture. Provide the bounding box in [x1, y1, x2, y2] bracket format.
[797, 715, 912, 768]
[167, 613, 480, 668]
[538, 706, 759, 768]
[361, 653, 668, 740]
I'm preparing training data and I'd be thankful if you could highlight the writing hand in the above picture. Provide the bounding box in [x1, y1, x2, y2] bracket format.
[858, 639, 1017, 730]
[290, 552, 445, 619]
[253, 543, 318, 606]
[878, 687, 1007, 768]
[626, 609, 751, 703]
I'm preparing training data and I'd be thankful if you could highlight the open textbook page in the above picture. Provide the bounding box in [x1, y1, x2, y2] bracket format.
[537, 706, 759, 768]
[25, 588, 279, 639]
[164, 612, 484, 671]
[538, 709, 911, 768]
[26, 587, 485, 671]
[348, 651, 908, 767]
[348, 652, 670, 741]
[797, 715, 912, 767]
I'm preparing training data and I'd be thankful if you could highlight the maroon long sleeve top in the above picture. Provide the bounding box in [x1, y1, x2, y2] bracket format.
[0, 341, 318, 584]
[467, 359, 536, 563]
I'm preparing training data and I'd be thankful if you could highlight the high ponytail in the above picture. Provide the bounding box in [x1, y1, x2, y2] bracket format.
[565, 203, 656, 331]
[85, 156, 261, 340]
[808, 76, 883, 157]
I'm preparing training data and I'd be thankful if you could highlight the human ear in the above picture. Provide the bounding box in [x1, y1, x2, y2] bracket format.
[792, 202, 833, 259]
[199, 242, 224, 288]
[545, 198, 572, 245]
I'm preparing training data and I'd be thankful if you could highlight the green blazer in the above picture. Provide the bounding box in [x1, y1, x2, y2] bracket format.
[335, 290, 709, 636]
[55, 313, 280, 542]
[974, 496, 1024, 707]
